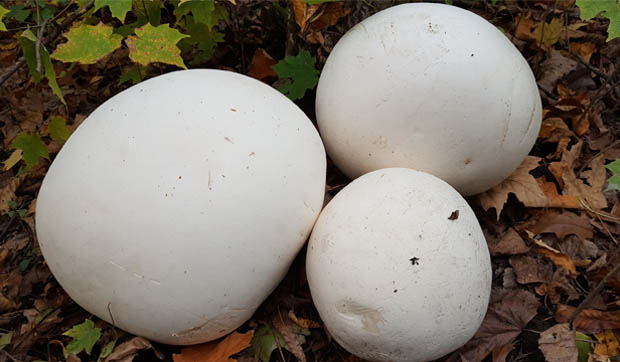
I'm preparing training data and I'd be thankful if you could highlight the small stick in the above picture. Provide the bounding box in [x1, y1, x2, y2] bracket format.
[569, 260, 620, 324]
[35, 19, 49, 73]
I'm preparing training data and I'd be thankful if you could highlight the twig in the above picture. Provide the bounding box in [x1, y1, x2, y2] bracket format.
[569, 260, 620, 324]
[285, 0, 297, 57]
[1, 350, 23, 362]
[578, 140, 620, 174]
[35, 19, 49, 73]
[0, 0, 95, 88]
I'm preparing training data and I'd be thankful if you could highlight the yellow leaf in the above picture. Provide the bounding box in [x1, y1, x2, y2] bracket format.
[3, 149, 22, 171]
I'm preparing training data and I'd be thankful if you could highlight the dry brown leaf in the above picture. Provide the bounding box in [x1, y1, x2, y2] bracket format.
[538, 49, 578, 94]
[306, 2, 349, 33]
[273, 314, 306, 362]
[593, 330, 619, 356]
[509, 255, 553, 284]
[556, 305, 620, 333]
[247, 48, 277, 82]
[538, 323, 578, 362]
[528, 211, 594, 240]
[560, 235, 598, 265]
[173, 331, 253, 362]
[568, 42, 596, 63]
[288, 310, 321, 329]
[104, 337, 152, 362]
[446, 289, 540, 362]
[535, 269, 580, 304]
[0, 174, 28, 214]
[477, 157, 546, 218]
[535, 246, 578, 276]
[492, 343, 514, 362]
[0, 293, 17, 312]
[487, 228, 530, 256]
[291, 0, 320, 31]
[537, 178, 581, 208]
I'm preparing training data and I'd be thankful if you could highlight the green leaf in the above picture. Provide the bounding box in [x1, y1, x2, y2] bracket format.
[249, 324, 289, 362]
[606, 159, 620, 191]
[94, 0, 132, 22]
[272, 50, 319, 100]
[97, 339, 116, 362]
[178, 15, 224, 63]
[11, 133, 49, 170]
[118, 67, 144, 85]
[7, 201, 17, 209]
[605, 158, 620, 175]
[576, 0, 619, 40]
[48, 116, 72, 142]
[0, 332, 12, 350]
[41, 45, 66, 105]
[64, 319, 102, 355]
[607, 175, 620, 191]
[18, 258, 31, 272]
[7, 5, 30, 22]
[18, 30, 42, 83]
[576, 332, 593, 362]
[114, 15, 148, 37]
[52, 23, 123, 64]
[126, 23, 189, 69]
[175, 0, 217, 29]
[0, 5, 9, 31]
[17, 209, 27, 218]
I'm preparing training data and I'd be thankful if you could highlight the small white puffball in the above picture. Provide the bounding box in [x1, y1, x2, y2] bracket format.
[35, 69, 326, 345]
[306, 168, 492, 362]
[316, 3, 542, 195]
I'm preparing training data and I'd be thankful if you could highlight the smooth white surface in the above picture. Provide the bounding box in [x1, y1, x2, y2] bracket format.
[307, 168, 492, 362]
[36, 69, 326, 345]
[316, 3, 542, 195]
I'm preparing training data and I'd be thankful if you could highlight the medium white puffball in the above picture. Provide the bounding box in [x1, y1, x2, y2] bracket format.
[306, 168, 491, 362]
[316, 3, 542, 195]
[35, 69, 326, 345]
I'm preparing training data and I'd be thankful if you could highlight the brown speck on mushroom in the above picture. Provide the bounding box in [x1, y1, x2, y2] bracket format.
[231, 108, 237, 112]
[410, 257, 419, 266]
[448, 210, 459, 220]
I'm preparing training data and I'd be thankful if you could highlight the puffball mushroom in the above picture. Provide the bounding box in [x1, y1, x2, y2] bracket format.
[316, 3, 542, 196]
[35, 69, 326, 345]
[306, 168, 492, 362]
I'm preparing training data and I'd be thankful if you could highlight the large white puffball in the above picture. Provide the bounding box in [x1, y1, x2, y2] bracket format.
[36, 69, 326, 345]
[306, 168, 491, 362]
[316, 3, 542, 195]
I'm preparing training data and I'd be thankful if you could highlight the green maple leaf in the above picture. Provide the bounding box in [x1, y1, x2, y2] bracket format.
[18, 30, 65, 104]
[249, 324, 289, 362]
[178, 16, 224, 63]
[606, 158, 620, 191]
[12, 133, 49, 170]
[52, 23, 123, 64]
[126, 23, 189, 69]
[0, 5, 9, 31]
[0, 332, 12, 350]
[6, 5, 30, 22]
[576, 0, 619, 40]
[175, 0, 220, 29]
[64, 319, 101, 355]
[272, 50, 319, 100]
[94, 0, 132, 22]
[48, 116, 72, 142]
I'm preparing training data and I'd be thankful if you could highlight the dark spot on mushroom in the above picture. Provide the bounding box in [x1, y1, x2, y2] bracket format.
[464, 158, 472, 165]
[468, 233, 472, 236]
[368, 153, 372, 156]
[393, 289, 398, 293]
[471, 53, 474, 57]
[178, 176, 182, 179]
[231, 108, 237, 112]
[410, 257, 419, 266]
[448, 210, 459, 220]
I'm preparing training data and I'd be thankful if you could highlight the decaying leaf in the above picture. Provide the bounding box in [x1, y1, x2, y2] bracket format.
[487, 228, 530, 256]
[538, 323, 578, 362]
[447, 289, 540, 362]
[509, 255, 553, 284]
[593, 330, 619, 356]
[173, 331, 254, 362]
[476, 157, 547, 218]
[533, 242, 578, 276]
[556, 305, 620, 333]
[288, 310, 321, 329]
[272, 314, 307, 362]
[0, 174, 28, 215]
[535, 269, 580, 303]
[247, 48, 277, 82]
[537, 49, 578, 94]
[104, 337, 151, 362]
[528, 211, 594, 240]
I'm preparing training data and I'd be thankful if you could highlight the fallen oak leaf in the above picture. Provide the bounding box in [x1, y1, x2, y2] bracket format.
[104, 337, 152, 362]
[173, 330, 254, 362]
[555, 305, 620, 334]
[446, 289, 540, 362]
[538, 323, 578, 362]
[528, 211, 594, 240]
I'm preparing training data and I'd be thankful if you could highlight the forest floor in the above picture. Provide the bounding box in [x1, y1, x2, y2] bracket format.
[0, 0, 619, 361]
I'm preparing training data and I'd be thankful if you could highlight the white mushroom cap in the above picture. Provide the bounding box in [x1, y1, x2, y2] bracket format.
[316, 3, 542, 195]
[306, 168, 492, 362]
[35, 69, 326, 345]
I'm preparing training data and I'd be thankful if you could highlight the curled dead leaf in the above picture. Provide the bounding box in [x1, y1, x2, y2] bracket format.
[173, 331, 253, 362]
[247, 48, 277, 82]
[538, 323, 578, 362]
[556, 305, 620, 334]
